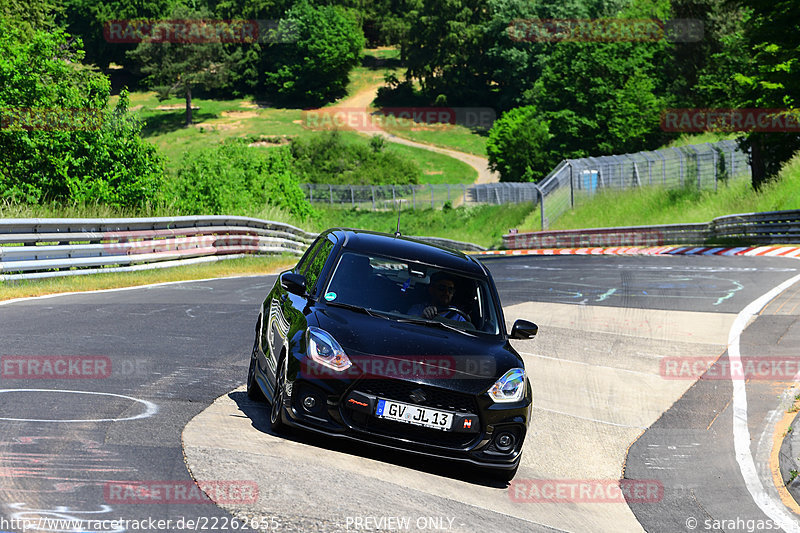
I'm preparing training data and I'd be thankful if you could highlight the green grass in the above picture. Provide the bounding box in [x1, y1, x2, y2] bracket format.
[382, 140, 477, 184]
[0, 256, 297, 301]
[663, 132, 741, 149]
[305, 203, 535, 248]
[118, 89, 477, 182]
[382, 122, 489, 156]
[337, 48, 403, 102]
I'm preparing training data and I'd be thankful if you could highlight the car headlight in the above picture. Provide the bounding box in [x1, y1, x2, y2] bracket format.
[488, 368, 526, 403]
[307, 327, 352, 372]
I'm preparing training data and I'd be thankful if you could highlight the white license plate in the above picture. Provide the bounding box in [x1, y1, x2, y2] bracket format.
[375, 399, 453, 431]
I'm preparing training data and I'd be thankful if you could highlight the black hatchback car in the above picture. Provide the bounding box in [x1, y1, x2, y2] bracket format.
[247, 228, 537, 479]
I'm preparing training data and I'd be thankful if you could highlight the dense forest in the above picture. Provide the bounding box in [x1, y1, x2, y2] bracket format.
[0, 0, 797, 213]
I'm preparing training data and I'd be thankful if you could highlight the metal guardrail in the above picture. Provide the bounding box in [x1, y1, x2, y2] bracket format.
[711, 210, 800, 244]
[0, 216, 317, 281]
[0, 217, 486, 281]
[503, 223, 710, 249]
[502, 209, 800, 249]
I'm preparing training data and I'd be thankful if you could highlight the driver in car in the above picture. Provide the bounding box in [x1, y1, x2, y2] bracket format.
[408, 272, 468, 322]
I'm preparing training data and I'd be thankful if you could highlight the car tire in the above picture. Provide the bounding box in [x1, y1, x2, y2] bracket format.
[247, 350, 265, 402]
[270, 357, 287, 431]
[247, 317, 266, 402]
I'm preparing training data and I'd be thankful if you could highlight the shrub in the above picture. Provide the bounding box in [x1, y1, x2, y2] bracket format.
[168, 140, 312, 219]
[290, 130, 420, 185]
[486, 106, 552, 182]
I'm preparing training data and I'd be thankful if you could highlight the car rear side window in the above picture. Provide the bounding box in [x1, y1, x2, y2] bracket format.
[302, 239, 334, 294]
[295, 236, 327, 275]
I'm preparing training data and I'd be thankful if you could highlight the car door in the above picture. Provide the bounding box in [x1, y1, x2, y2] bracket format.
[263, 234, 337, 386]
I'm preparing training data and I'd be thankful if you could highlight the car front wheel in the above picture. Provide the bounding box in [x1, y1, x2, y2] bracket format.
[270, 357, 287, 431]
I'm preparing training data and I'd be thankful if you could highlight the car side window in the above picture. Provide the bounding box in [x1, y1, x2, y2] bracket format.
[295, 236, 327, 275]
[303, 239, 335, 294]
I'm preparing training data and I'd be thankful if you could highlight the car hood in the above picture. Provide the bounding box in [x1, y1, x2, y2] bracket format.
[312, 306, 525, 394]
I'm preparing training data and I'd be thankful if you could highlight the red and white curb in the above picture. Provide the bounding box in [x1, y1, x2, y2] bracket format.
[472, 245, 800, 257]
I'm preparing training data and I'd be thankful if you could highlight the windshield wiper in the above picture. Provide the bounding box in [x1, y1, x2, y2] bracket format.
[325, 301, 389, 320]
[395, 316, 478, 337]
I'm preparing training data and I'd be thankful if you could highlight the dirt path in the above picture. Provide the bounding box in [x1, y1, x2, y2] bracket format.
[324, 85, 499, 186]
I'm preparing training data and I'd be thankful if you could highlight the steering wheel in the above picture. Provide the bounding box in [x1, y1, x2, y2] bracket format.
[437, 306, 471, 322]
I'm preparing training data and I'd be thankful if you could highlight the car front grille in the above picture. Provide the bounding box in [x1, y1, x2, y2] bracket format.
[343, 379, 481, 449]
[354, 378, 479, 414]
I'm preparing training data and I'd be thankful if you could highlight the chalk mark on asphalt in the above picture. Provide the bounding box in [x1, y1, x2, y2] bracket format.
[0, 390, 158, 423]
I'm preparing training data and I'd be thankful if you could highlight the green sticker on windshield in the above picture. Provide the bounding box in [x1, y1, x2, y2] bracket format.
[324, 292, 337, 301]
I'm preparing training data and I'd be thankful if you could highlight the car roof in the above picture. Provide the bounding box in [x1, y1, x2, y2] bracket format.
[326, 228, 488, 277]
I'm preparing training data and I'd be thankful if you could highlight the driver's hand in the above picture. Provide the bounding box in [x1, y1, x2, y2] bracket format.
[422, 306, 438, 319]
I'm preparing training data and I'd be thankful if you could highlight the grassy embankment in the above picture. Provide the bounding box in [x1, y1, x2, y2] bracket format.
[518, 148, 800, 231]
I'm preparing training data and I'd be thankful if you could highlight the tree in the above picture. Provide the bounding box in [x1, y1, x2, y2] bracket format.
[530, 37, 669, 161]
[263, 1, 364, 105]
[399, 0, 626, 108]
[1, 0, 64, 37]
[668, 0, 750, 107]
[61, 0, 175, 70]
[486, 106, 552, 182]
[732, 0, 800, 189]
[0, 21, 163, 206]
[127, 4, 239, 125]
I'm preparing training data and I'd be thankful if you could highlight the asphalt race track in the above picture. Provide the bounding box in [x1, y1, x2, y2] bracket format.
[1, 255, 800, 532]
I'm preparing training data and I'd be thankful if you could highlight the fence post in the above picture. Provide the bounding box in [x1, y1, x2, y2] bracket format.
[412, 187, 416, 209]
[568, 162, 574, 207]
[534, 184, 545, 230]
[392, 185, 396, 204]
[350, 186, 354, 207]
[371, 186, 375, 210]
[462, 184, 466, 205]
[309, 186, 313, 203]
[329, 185, 333, 205]
[430, 185, 434, 208]
[447, 184, 450, 203]
[687, 145, 702, 190]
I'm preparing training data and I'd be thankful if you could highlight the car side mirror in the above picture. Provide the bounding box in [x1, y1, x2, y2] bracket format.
[281, 272, 307, 296]
[510, 319, 538, 339]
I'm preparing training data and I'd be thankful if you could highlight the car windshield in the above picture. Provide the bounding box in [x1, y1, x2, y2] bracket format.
[323, 251, 501, 335]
